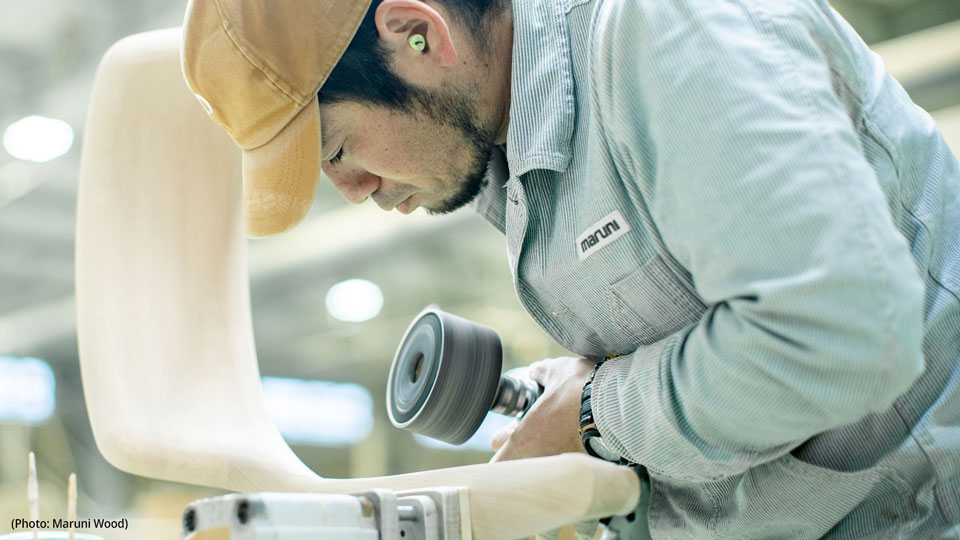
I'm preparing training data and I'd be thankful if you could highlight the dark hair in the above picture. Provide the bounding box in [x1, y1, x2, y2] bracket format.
[317, 0, 503, 110]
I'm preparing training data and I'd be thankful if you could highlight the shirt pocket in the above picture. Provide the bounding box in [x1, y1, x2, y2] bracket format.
[606, 255, 707, 347]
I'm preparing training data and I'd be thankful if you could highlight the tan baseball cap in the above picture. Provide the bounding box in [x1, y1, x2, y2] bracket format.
[181, 0, 372, 237]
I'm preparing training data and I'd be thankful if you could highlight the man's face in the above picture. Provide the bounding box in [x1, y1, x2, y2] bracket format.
[319, 88, 496, 215]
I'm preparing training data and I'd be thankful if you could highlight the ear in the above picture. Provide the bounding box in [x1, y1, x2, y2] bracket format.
[374, 0, 458, 68]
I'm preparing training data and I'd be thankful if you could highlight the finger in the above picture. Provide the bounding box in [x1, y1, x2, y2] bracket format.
[490, 437, 513, 462]
[491, 422, 531, 462]
[491, 421, 518, 452]
[527, 359, 546, 385]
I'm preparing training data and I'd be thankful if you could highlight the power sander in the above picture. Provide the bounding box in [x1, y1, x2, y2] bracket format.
[387, 307, 542, 445]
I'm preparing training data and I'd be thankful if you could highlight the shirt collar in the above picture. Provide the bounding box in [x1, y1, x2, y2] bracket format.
[505, 0, 576, 177]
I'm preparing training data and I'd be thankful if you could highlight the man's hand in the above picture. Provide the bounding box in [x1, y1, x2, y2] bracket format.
[491, 356, 597, 462]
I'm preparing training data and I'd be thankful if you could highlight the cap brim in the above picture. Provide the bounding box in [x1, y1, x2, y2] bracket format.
[241, 95, 321, 238]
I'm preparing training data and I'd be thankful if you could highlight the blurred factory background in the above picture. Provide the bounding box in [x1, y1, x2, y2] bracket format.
[0, 0, 958, 538]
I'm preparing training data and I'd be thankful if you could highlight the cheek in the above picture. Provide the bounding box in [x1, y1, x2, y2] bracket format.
[352, 112, 462, 181]
[360, 133, 430, 176]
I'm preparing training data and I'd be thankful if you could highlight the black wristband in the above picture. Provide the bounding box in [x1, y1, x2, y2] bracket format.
[579, 363, 608, 460]
[579, 361, 634, 465]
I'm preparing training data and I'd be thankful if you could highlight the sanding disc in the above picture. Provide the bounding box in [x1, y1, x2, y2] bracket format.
[387, 308, 503, 445]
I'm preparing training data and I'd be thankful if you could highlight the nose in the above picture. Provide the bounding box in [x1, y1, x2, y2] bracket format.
[322, 163, 381, 204]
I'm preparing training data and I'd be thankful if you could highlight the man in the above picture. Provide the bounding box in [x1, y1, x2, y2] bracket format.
[181, 0, 960, 537]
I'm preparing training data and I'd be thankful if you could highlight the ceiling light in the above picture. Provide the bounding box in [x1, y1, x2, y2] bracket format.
[3, 115, 74, 163]
[325, 279, 384, 323]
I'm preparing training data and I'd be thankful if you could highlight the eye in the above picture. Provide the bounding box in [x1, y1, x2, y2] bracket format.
[329, 145, 344, 165]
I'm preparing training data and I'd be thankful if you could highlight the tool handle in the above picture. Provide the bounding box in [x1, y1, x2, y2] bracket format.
[491, 375, 541, 417]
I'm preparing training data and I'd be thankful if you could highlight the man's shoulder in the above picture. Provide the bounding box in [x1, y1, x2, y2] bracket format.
[578, 0, 853, 99]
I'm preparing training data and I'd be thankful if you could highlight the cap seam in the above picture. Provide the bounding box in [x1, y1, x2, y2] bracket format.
[211, 0, 312, 106]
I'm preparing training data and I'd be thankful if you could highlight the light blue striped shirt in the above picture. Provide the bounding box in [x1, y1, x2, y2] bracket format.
[470, 0, 960, 536]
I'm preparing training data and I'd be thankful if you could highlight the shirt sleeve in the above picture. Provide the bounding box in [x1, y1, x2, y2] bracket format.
[589, 0, 925, 482]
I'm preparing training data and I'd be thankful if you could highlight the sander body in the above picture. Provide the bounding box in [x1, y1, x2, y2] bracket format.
[387, 308, 541, 445]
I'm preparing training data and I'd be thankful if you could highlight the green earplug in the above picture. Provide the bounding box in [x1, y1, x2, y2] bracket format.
[408, 34, 426, 52]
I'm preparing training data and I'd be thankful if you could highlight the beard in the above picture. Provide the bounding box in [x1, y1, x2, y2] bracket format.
[410, 85, 497, 215]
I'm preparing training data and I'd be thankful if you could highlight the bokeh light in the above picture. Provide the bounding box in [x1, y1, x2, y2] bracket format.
[325, 279, 384, 322]
[0, 357, 56, 425]
[262, 377, 374, 446]
[3, 116, 74, 163]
